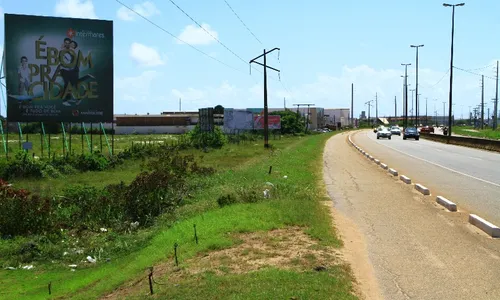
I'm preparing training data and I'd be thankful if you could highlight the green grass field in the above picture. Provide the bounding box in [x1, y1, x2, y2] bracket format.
[0, 132, 356, 300]
[453, 126, 500, 140]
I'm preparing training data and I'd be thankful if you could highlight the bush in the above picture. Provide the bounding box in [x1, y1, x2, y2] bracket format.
[270, 110, 306, 134]
[217, 194, 238, 207]
[187, 125, 228, 149]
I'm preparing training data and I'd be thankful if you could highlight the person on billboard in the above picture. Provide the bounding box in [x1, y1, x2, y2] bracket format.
[18, 56, 30, 97]
[60, 37, 74, 106]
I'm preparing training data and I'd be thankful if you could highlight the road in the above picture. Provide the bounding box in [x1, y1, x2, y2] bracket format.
[352, 130, 500, 226]
[323, 132, 500, 300]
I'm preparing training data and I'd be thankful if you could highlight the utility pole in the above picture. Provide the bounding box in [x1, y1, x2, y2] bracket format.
[481, 74, 484, 129]
[410, 89, 416, 125]
[411, 44, 424, 128]
[425, 97, 428, 125]
[443, 101, 446, 126]
[351, 83, 354, 126]
[488, 107, 490, 126]
[494, 60, 499, 130]
[401, 63, 411, 129]
[365, 100, 373, 126]
[394, 96, 397, 120]
[443, 2, 465, 136]
[375, 92, 378, 122]
[250, 48, 280, 148]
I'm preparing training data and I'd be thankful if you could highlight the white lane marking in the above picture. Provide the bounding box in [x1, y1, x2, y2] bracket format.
[471, 157, 482, 161]
[435, 149, 443, 152]
[355, 132, 500, 188]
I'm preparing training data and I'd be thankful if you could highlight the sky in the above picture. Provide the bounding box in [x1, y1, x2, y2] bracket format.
[0, 0, 499, 118]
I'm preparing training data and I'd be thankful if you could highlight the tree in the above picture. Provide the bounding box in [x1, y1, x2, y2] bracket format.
[214, 105, 224, 115]
[269, 110, 305, 134]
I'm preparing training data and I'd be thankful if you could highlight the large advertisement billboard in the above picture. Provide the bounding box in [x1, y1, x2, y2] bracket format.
[223, 108, 281, 130]
[4, 14, 113, 122]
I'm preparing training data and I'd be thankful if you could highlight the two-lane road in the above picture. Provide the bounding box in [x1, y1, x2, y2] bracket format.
[353, 130, 500, 225]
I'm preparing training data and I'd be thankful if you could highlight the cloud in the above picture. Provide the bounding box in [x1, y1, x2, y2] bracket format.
[117, 1, 160, 21]
[54, 0, 97, 19]
[115, 70, 162, 105]
[166, 63, 491, 118]
[176, 23, 218, 45]
[129, 42, 166, 67]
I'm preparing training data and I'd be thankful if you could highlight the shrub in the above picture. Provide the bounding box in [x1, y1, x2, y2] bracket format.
[187, 124, 228, 149]
[217, 193, 238, 207]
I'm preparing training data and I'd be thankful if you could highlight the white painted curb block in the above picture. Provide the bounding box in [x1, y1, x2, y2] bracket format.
[369, 156, 374, 161]
[388, 168, 398, 176]
[380, 163, 388, 169]
[469, 214, 500, 238]
[436, 196, 457, 212]
[414, 184, 430, 195]
[374, 159, 380, 165]
[400, 175, 411, 184]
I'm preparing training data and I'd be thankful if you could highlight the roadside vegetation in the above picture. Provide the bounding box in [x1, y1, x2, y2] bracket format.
[453, 126, 500, 140]
[0, 120, 356, 299]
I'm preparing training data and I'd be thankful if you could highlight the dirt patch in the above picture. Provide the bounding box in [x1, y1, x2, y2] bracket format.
[102, 227, 342, 299]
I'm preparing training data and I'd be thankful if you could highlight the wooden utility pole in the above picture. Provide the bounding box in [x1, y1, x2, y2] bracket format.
[250, 48, 280, 148]
[481, 75, 484, 129]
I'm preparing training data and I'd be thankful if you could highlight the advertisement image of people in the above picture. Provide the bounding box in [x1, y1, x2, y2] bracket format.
[4, 14, 113, 122]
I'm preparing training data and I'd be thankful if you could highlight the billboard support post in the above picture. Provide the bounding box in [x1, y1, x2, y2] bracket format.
[90, 123, 93, 153]
[249, 48, 281, 148]
[40, 123, 43, 158]
[17, 122, 22, 150]
[111, 121, 114, 155]
[0, 121, 6, 155]
[41, 122, 49, 158]
[69, 123, 72, 154]
[61, 122, 69, 156]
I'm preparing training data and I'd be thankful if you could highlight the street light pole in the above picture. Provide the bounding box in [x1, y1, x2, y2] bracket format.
[411, 44, 424, 128]
[410, 89, 416, 125]
[401, 63, 411, 129]
[443, 2, 465, 136]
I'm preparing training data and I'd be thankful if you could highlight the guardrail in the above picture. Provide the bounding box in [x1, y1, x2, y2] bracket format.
[419, 132, 500, 153]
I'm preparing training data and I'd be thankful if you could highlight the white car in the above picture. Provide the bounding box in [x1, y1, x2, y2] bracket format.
[390, 126, 401, 136]
[377, 127, 392, 140]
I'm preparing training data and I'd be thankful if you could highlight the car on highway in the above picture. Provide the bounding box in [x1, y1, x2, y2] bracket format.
[377, 127, 392, 139]
[419, 126, 434, 133]
[373, 125, 384, 133]
[403, 127, 420, 140]
[390, 126, 401, 136]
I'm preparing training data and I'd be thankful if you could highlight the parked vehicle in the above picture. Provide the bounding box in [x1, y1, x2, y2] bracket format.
[390, 126, 401, 136]
[377, 127, 392, 140]
[403, 127, 419, 140]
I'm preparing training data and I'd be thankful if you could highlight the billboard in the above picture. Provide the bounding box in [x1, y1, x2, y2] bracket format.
[223, 108, 281, 130]
[4, 14, 113, 122]
[198, 107, 214, 132]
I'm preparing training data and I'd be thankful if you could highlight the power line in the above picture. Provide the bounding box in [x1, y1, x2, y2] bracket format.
[463, 64, 495, 72]
[223, 0, 263, 46]
[453, 66, 496, 80]
[168, 0, 248, 65]
[114, 0, 244, 74]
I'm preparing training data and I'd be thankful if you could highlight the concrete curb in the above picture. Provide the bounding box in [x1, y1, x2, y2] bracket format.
[388, 168, 398, 176]
[469, 214, 500, 238]
[414, 183, 430, 195]
[374, 159, 380, 165]
[436, 196, 457, 212]
[369, 156, 374, 161]
[400, 175, 411, 184]
[380, 163, 388, 169]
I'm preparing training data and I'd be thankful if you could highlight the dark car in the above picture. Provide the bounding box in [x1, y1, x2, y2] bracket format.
[403, 127, 419, 140]
[419, 126, 434, 133]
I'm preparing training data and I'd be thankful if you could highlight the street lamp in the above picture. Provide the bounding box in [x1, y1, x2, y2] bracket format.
[401, 63, 411, 129]
[410, 44, 424, 128]
[443, 2, 465, 136]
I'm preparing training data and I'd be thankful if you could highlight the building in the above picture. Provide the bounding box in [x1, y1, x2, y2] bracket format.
[324, 108, 350, 127]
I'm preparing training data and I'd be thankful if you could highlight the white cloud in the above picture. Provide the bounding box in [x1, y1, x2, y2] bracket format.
[176, 24, 218, 45]
[129, 42, 166, 67]
[54, 0, 97, 19]
[115, 70, 162, 104]
[117, 1, 160, 21]
[167, 63, 492, 119]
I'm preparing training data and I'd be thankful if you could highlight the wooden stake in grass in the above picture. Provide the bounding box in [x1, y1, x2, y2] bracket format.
[268, 166, 272, 174]
[148, 267, 154, 295]
[174, 243, 179, 266]
[194, 224, 198, 244]
[48, 281, 51, 295]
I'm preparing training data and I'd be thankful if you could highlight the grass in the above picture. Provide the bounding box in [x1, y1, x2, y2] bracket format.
[453, 126, 500, 140]
[0, 132, 355, 299]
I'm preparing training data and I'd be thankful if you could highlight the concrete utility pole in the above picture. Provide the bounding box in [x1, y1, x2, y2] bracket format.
[351, 83, 354, 126]
[411, 44, 424, 128]
[394, 96, 397, 120]
[365, 100, 373, 126]
[481, 75, 484, 129]
[443, 2, 465, 136]
[250, 48, 280, 148]
[410, 89, 416, 125]
[401, 63, 411, 129]
[494, 60, 499, 130]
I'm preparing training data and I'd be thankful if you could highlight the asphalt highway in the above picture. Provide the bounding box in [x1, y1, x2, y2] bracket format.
[353, 130, 500, 225]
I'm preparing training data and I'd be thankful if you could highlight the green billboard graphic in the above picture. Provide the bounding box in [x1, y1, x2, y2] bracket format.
[4, 14, 113, 122]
